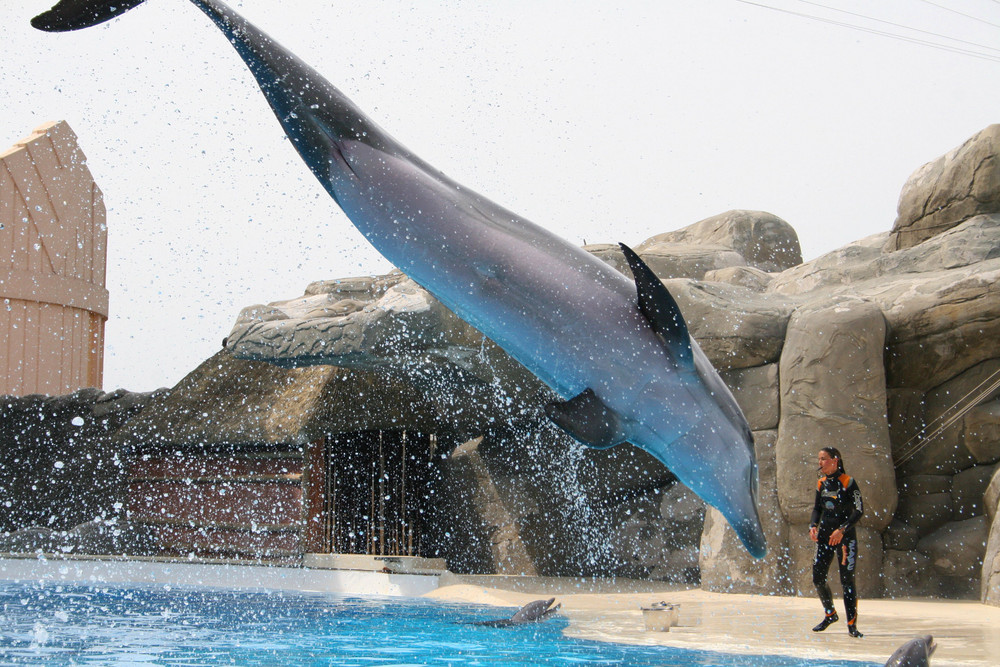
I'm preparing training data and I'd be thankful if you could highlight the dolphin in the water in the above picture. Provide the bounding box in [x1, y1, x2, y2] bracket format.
[32, 0, 766, 557]
[473, 598, 560, 627]
[884, 635, 936, 667]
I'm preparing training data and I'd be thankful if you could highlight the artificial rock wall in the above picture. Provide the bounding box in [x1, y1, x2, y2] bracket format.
[226, 125, 1000, 601]
[4, 126, 999, 603]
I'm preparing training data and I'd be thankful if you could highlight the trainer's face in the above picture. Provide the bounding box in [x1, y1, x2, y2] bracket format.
[818, 451, 839, 476]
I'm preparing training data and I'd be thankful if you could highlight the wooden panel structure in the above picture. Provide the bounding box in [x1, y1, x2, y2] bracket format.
[1, 121, 108, 396]
[316, 430, 433, 557]
[126, 451, 306, 561]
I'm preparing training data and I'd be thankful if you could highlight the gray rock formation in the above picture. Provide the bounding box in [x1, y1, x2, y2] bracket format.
[916, 516, 989, 598]
[637, 209, 803, 273]
[887, 124, 1000, 251]
[220, 129, 1000, 599]
[775, 299, 897, 532]
[699, 430, 793, 594]
[8, 128, 1000, 601]
[984, 466, 1000, 604]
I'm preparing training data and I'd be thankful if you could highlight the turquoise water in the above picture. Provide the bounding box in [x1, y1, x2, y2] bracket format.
[0, 581, 877, 666]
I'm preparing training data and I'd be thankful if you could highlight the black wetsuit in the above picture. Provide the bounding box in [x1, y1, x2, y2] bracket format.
[810, 472, 864, 626]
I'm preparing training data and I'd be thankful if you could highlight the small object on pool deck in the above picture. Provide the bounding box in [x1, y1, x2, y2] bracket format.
[640, 601, 681, 632]
[884, 635, 936, 667]
[474, 598, 560, 627]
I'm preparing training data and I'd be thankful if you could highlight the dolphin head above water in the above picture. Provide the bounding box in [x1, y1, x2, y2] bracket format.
[32, 0, 767, 559]
[884, 635, 936, 667]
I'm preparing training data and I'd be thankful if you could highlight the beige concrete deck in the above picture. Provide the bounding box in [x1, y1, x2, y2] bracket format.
[426, 575, 1000, 666]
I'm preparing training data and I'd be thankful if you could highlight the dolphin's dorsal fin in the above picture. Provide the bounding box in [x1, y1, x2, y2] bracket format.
[545, 389, 627, 449]
[619, 243, 693, 369]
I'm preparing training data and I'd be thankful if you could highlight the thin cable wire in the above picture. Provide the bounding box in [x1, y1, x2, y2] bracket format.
[894, 368, 1000, 467]
[734, 0, 1000, 63]
[894, 371, 1000, 465]
[893, 370, 1000, 464]
[795, 0, 1000, 52]
[916, 0, 1000, 30]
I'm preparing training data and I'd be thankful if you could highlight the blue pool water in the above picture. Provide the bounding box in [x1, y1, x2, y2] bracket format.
[0, 581, 877, 666]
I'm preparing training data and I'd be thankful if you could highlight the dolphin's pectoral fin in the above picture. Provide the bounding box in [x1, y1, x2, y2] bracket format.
[618, 243, 693, 369]
[32, 0, 146, 32]
[545, 389, 627, 449]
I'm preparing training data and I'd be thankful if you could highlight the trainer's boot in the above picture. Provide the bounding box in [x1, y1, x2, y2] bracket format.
[812, 611, 839, 632]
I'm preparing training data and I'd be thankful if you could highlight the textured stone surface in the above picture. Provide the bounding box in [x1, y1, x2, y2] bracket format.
[614, 483, 704, 583]
[637, 209, 802, 273]
[768, 233, 887, 297]
[635, 242, 746, 281]
[888, 124, 1000, 251]
[916, 516, 989, 597]
[664, 279, 794, 369]
[897, 474, 951, 497]
[883, 520, 920, 552]
[720, 364, 780, 431]
[983, 488, 1000, 604]
[894, 492, 953, 536]
[952, 464, 999, 520]
[881, 238, 1000, 391]
[775, 299, 896, 531]
[887, 389, 926, 457]
[883, 549, 936, 598]
[987, 467, 1000, 523]
[965, 400, 1000, 465]
[896, 360, 1000, 476]
[436, 437, 537, 575]
[699, 430, 792, 594]
[768, 215, 1000, 392]
[982, 467, 1000, 605]
[703, 265, 774, 292]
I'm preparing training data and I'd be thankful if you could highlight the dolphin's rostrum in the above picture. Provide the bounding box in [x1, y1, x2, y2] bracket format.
[33, 0, 767, 557]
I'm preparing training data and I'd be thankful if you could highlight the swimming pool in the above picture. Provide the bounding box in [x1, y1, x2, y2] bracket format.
[0, 581, 878, 666]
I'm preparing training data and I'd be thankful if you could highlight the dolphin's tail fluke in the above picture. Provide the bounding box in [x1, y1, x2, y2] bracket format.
[32, 0, 146, 32]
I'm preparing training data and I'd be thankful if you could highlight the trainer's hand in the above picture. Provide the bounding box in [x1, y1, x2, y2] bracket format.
[828, 528, 844, 545]
[809, 526, 818, 542]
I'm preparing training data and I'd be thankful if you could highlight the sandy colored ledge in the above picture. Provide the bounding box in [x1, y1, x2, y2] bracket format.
[425, 575, 1000, 666]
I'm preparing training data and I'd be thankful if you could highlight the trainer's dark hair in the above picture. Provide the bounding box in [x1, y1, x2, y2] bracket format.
[820, 447, 846, 474]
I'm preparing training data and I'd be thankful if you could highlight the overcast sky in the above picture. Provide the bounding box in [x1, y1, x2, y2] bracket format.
[3, 0, 999, 393]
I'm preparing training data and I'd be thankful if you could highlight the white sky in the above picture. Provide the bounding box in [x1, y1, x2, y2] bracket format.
[3, 0, 999, 393]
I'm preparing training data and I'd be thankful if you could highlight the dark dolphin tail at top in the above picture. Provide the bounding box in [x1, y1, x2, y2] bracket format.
[32, 0, 147, 31]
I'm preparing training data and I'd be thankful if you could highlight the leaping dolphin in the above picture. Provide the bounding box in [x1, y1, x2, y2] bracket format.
[32, 0, 767, 557]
